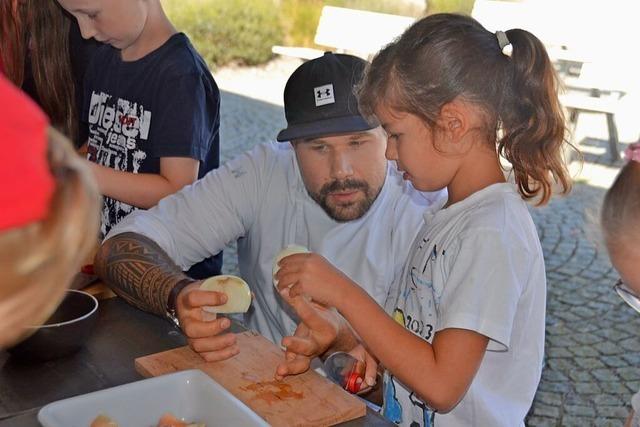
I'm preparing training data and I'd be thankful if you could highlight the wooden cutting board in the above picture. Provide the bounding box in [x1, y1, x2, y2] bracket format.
[135, 330, 366, 426]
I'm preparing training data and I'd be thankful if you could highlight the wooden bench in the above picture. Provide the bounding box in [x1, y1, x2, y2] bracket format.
[560, 91, 623, 162]
[471, 0, 626, 162]
[272, 6, 415, 60]
[558, 60, 627, 162]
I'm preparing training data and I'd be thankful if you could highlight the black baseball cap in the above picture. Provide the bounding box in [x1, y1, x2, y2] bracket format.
[276, 52, 378, 142]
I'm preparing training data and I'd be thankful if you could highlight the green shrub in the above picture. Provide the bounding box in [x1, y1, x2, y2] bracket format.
[279, 0, 324, 46]
[426, 0, 476, 15]
[162, 0, 475, 68]
[164, 0, 283, 67]
[279, 0, 426, 47]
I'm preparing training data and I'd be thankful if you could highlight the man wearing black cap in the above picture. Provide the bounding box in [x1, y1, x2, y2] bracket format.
[96, 52, 444, 361]
[276, 52, 390, 224]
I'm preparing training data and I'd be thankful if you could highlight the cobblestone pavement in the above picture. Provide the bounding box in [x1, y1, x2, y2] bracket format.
[527, 165, 640, 427]
[214, 58, 640, 426]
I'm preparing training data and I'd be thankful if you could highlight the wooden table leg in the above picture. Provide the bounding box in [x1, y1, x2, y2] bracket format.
[605, 113, 620, 162]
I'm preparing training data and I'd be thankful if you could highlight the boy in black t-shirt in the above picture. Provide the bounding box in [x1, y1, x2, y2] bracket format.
[57, 0, 221, 278]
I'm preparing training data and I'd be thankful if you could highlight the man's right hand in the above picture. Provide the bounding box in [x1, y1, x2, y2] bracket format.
[176, 282, 239, 362]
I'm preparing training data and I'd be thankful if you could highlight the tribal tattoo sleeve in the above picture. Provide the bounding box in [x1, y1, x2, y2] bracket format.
[94, 232, 188, 316]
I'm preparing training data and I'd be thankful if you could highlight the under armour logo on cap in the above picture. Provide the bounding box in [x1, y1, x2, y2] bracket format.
[277, 53, 378, 142]
[314, 84, 335, 106]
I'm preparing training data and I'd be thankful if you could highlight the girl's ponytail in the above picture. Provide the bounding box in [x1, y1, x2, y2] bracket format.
[359, 14, 572, 206]
[499, 28, 572, 205]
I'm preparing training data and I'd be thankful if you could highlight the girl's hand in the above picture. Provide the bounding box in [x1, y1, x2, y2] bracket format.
[274, 253, 352, 307]
[274, 294, 341, 380]
[348, 344, 379, 395]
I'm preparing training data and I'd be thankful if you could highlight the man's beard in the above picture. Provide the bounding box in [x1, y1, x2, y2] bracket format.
[309, 178, 381, 222]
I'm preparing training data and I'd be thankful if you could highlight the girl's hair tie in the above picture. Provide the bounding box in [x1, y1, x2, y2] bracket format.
[624, 143, 640, 163]
[496, 30, 513, 57]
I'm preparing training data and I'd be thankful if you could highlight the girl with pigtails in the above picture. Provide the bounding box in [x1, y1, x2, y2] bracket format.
[274, 13, 572, 426]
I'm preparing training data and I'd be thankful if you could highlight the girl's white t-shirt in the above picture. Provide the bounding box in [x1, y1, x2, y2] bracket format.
[382, 183, 546, 427]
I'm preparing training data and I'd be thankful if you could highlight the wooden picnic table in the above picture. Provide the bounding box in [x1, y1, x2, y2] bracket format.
[549, 48, 626, 161]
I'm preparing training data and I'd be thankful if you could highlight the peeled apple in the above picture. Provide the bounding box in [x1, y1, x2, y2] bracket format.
[200, 275, 251, 314]
[90, 415, 119, 427]
[272, 244, 310, 287]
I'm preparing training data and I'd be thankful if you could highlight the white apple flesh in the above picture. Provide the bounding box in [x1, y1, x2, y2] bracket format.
[200, 275, 252, 314]
[273, 244, 310, 288]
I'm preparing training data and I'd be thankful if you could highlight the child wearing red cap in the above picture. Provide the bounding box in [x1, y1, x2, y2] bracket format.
[57, 0, 222, 278]
[0, 75, 100, 348]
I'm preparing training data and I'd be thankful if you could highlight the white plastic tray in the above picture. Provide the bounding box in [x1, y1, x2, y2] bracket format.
[38, 369, 269, 427]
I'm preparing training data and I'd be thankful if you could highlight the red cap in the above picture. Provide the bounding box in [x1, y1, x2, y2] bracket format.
[344, 372, 362, 393]
[0, 74, 54, 231]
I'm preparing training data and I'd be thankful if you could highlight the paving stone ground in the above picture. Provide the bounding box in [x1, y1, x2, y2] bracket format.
[526, 164, 640, 426]
[214, 57, 640, 426]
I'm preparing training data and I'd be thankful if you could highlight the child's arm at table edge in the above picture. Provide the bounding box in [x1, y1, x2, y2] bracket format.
[89, 156, 199, 208]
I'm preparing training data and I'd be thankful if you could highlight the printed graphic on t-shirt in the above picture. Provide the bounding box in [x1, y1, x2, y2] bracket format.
[383, 236, 439, 426]
[87, 90, 152, 236]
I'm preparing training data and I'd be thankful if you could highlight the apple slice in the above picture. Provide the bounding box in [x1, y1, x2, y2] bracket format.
[273, 244, 310, 288]
[200, 275, 252, 314]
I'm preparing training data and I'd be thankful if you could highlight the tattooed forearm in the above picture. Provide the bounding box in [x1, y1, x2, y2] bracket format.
[94, 232, 188, 316]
